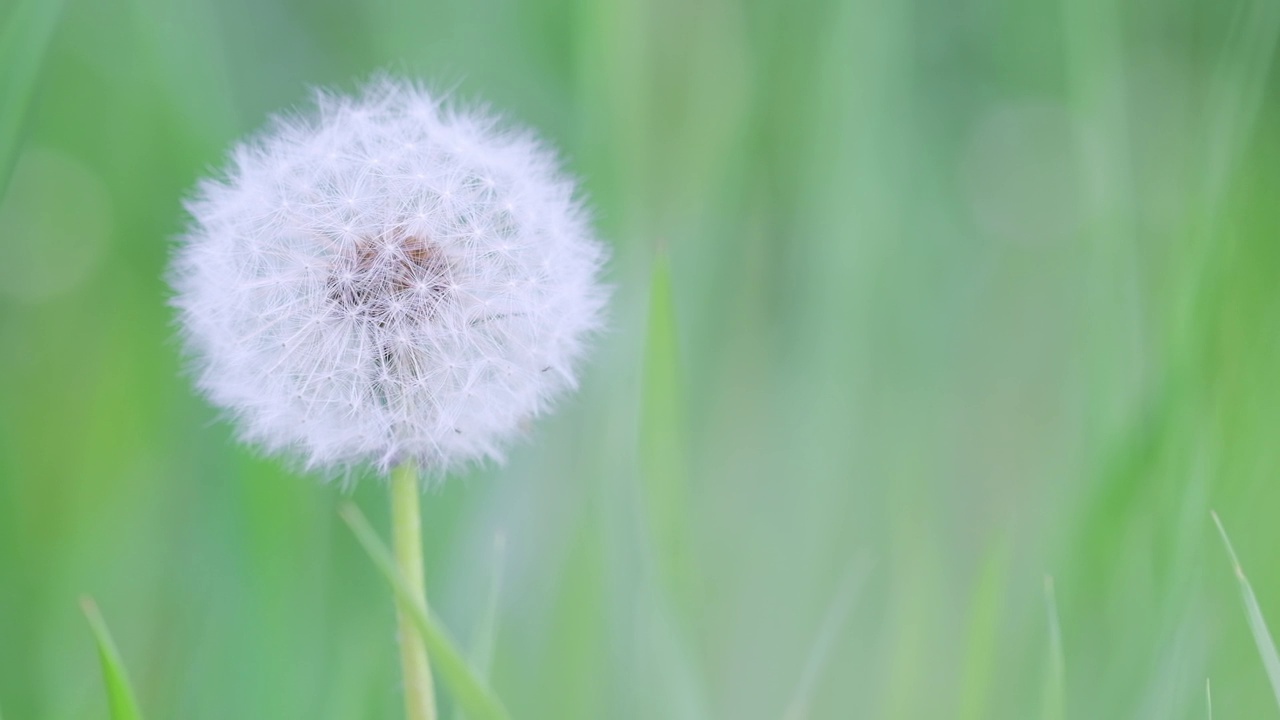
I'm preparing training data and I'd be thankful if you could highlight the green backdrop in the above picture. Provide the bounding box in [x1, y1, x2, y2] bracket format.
[2, 0, 1280, 717]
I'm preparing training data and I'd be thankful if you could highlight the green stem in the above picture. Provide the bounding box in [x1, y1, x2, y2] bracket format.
[341, 502, 512, 720]
[392, 462, 438, 720]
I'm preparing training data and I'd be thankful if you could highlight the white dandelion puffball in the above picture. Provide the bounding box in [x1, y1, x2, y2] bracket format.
[171, 80, 608, 477]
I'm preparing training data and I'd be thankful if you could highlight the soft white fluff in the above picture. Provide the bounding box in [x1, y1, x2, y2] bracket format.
[171, 79, 607, 477]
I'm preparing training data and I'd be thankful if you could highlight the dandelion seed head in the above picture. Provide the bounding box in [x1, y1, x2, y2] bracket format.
[170, 79, 608, 477]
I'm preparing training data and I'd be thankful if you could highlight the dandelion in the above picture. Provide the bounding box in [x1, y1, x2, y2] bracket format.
[169, 79, 607, 720]
[170, 78, 608, 478]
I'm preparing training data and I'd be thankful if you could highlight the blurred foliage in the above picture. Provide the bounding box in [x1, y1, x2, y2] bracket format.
[1, 0, 1279, 717]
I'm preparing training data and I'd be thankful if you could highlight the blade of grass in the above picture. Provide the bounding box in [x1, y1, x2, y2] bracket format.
[1211, 511, 1280, 707]
[640, 249, 691, 600]
[781, 554, 870, 720]
[453, 532, 507, 720]
[339, 502, 512, 720]
[1204, 0, 1280, 209]
[0, 0, 66, 199]
[1206, 677, 1212, 720]
[958, 535, 1012, 720]
[80, 597, 144, 720]
[638, 250, 710, 720]
[1042, 576, 1065, 720]
[472, 532, 506, 679]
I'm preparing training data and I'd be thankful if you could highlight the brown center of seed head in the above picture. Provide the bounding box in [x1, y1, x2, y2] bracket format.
[327, 233, 451, 324]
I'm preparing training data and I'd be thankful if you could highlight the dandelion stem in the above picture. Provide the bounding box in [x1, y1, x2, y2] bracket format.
[341, 502, 511, 720]
[392, 462, 438, 720]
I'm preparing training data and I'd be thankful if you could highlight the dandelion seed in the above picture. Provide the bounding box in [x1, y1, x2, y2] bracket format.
[170, 78, 608, 478]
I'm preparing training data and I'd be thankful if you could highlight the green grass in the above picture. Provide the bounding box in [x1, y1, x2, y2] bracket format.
[2, 0, 1280, 717]
[782, 556, 869, 720]
[452, 532, 506, 720]
[80, 598, 144, 720]
[1213, 511, 1280, 710]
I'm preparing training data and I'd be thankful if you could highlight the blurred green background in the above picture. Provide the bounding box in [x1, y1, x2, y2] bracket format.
[3, 0, 1280, 717]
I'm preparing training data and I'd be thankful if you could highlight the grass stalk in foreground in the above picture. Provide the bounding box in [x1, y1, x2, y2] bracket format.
[341, 500, 512, 720]
[1211, 511, 1280, 708]
[391, 463, 439, 720]
[80, 597, 144, 720]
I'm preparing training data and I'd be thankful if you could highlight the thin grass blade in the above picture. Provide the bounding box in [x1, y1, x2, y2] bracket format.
[1205, 0, 1280, 208]
[453, 532, 507, 720]
[640, 250, 691, 597]
[339, 502, 512, 720]
[1041, 576, 1065, 720]
[1211, 511, 1280, 708]
[638, 250, 710, 720]
[80, 597, 144, 720]
[781, 555, 869, 720]
[1206, 677, 1212, 720]
[472, 532, 506, 679]
[958, 536, 1011, 720]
